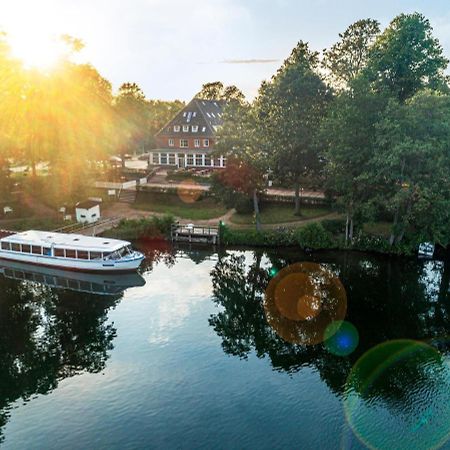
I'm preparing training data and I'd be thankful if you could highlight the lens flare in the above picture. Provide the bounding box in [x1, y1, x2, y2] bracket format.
[344, 339, 450, 450]
[177, 179, 202, 204]
[264, 262, 347, 345]
[324, 321, 359, 356]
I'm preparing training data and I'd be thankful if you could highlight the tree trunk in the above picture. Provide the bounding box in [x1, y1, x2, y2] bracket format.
[389, 208, 399, 246]
[345, 214, 349, 246]
[31, 159, 37, 178]
[294, 179, 301, 216]
[253, 189, 261, 231]
[397, 195, 413, 244]
[390, 159, 406, 246]
[349, 218, 354, 242]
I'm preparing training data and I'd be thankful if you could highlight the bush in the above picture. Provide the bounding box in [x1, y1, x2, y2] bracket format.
[105, 215, 175, 240]
[321, 218, 347, 235]
[294, 223, 334, 249]
[221, 226, 295, 247]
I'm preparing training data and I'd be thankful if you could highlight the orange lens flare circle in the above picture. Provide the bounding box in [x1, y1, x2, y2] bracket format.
[264, 262, 347, 345]
[177, 179, 202, 204]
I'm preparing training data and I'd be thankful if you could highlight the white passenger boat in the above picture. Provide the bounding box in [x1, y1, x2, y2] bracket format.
[0, 230, 145, 272]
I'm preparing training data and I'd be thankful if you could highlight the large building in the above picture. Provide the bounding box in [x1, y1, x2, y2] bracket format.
[151, 98, 227, 169]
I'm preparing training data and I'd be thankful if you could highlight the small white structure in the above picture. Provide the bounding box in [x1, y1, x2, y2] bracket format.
[75, 200, 101, 224]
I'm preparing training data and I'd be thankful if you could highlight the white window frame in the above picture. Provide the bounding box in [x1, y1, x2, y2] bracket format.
[180, 139, 189, 148]
[195, 154, 203, 166]
[194, 139, 200, 148]
[192, 125, 198, 132]
[203, 139, 210, 147]
[168, 138, 174, 147]
[174, 125, 180, 132]
[183, 125, 189, 132]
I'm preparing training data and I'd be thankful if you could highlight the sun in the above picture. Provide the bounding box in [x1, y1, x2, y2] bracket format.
[9, 32, 65, 70]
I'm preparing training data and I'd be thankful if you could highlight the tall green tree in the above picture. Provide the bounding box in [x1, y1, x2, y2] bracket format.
[366, 12, 449, 102]
[257, 41, 330, 215]
[197, 81, 245, 103]
[216, 101, 267, 230]
[321, 78, 389, 243]
[373, 91, 450, 246]
[114, 82, 149, 166]
[323, 18, 380, 89]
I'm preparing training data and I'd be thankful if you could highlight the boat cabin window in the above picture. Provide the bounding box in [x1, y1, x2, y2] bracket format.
[77, 250, 89, 260]
[90, 252, 102, 260]
[103, 252, 112, 260]
[32, 246, 42, 255]
[11, 243, 20, 252]
[43, 247, 51, 256]
[54, 248, 65, 257]
[1, 242, 10, 251]
[22, 244, 31, 253]
[65, 249, 76, 258]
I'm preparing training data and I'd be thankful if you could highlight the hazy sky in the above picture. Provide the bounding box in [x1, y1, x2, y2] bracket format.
[1, 0, 449, 101]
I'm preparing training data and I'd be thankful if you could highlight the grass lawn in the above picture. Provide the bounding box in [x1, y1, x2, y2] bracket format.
[230, 203, 332, 225]
[134, 193, 227, 220]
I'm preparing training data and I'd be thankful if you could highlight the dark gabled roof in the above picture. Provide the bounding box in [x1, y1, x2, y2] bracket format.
[76, 200, 100, 210]
[156, 98, 225, 138]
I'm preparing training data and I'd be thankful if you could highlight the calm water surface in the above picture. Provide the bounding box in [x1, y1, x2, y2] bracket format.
[0, 244, 449, 450]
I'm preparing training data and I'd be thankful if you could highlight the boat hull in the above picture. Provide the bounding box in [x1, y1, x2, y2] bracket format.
[0, 250, 144, 273]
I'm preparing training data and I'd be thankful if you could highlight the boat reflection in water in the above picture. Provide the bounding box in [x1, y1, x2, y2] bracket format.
[0, 259, 146, 296]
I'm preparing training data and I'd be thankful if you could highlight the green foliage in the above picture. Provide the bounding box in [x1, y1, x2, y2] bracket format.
[294, 223, 334, 249]
[104, 215, 175, 240]
[321, 218, 347, 235]
[256, 41, 330, 214]
[365, 13, 449, 101]
[196, 81, 246, 104]
[323, 18, 381, 89]
[222, 226, 295, 247]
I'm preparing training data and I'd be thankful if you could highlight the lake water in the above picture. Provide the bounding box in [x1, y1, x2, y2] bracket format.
[0, 244, 449, 450]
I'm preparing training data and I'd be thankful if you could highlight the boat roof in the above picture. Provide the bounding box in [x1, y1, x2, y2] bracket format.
[0, 230, 130, 252]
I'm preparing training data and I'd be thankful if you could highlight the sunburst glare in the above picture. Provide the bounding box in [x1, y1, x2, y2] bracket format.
[9, 31, 65, 70]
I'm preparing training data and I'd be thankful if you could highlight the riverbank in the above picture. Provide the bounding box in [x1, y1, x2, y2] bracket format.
[102, 215, 424, 257]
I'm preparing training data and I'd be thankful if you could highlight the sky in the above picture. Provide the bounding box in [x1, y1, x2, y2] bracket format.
[1, 0, 450, 101]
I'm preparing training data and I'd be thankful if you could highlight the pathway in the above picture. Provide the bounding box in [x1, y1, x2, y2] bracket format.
[101, 202, 337, 233]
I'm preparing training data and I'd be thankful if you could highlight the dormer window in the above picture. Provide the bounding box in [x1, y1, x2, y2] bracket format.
[192, 125, 198, 133]
[183, 125, 189, 132]
[174, 125, 180, 132]
[202, 126, 206, 132]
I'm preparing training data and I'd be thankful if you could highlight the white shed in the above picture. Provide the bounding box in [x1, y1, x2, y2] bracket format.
[75, 200, 101, 224]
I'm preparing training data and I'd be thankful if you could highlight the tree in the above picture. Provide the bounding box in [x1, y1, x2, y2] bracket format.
[366, 13, 449, 102]
[372, 90, 450, 246]
[257, 41, 330, 215]
[216, 101, 267, 230]
[321, 77, 390, 243]
[323, 19, 380, 89]
[114, 82, 149, 166]
[197, 81, 245, 103]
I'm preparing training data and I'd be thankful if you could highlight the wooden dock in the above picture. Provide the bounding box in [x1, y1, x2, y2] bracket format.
[171, 223, 220, 245]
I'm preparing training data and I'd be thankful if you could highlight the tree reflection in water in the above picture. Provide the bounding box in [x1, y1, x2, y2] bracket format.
[209, 250, 450, 391]
[0, 277, 121, 443]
